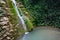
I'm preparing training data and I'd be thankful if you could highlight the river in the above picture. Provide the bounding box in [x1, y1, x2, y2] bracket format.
[11, 0, 28, 32]
[18, 27, 60, 40]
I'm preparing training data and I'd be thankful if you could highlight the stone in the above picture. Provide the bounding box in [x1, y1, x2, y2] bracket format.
[5, 8, 9, 10]
[0, 21, 8, 25]
[0, 17, 9, 21]
[2, 26, 8, 29]
[0, 0, 6, 4]
[6, 37, 11, 39]
[3, 17, 9, 21]
[3, 34, 7, 37]
[6, 28, 10, 31]
[10, 29, 14, 32]
[6, 32, 10, 35]
[6, 32, 12, 36]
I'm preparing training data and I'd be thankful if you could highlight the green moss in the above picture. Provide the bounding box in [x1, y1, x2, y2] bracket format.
[18, 7, 33, 31]
[7, 0, 18, 25]
[25, 17, 33, 31]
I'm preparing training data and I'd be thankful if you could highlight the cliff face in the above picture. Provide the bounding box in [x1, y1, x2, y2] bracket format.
[0, 0, 25, 40]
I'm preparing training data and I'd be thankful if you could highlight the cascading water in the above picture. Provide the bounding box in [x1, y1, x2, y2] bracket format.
[11, 0, 29, 34]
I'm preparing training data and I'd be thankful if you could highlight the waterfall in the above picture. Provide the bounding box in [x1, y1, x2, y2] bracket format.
[11, 0, 29, 34]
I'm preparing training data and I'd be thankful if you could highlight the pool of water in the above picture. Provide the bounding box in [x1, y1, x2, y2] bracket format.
[18, 27, 60, 40]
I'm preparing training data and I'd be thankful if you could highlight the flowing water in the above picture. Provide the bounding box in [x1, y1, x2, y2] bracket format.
[18, 27, 60, 40]
[11, 0, 60, 40]
[11, 0, 27, 32]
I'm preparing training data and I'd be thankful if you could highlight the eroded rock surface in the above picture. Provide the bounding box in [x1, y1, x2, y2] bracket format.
[0, 0, 14, 40]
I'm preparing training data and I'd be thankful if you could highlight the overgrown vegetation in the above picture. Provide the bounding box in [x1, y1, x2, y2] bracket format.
[6, 0, 25, 40]
[7, 0, 18, 25]
[18, 7, 33, 31]
[25, 17, 33, 31]
[18, 0, 60, 28]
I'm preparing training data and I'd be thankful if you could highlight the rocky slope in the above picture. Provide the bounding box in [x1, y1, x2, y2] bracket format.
[0, 0, 14, 40]
[0, 0, 25, 40]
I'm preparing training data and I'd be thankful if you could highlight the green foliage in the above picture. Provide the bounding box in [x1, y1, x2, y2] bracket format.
[25, 17, 33, 31]
[17, 5, 33, 31]
[18, 0, 60, 28]
[7, 0, 25, 39]
[8, 0, 17, 16]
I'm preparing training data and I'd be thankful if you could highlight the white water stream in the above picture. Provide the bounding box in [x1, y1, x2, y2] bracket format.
[11, 0, 29, 34]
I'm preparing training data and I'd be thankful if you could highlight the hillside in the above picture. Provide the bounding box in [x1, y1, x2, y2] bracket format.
[0, 0, 25, 40]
